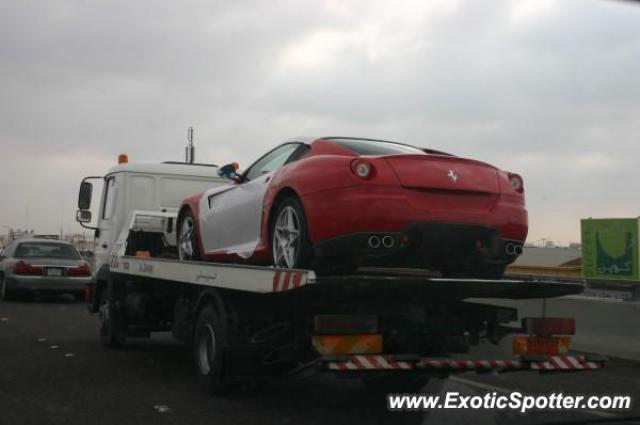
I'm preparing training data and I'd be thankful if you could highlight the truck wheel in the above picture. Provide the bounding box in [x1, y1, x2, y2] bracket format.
[178, 209, 201, 261]
[99, 291, 126, 348]
[362, 375, 429, 393]
[270, 197, 313, 269]
[194, 305, 230, 395]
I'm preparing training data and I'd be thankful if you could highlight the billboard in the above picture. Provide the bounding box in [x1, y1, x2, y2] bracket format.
[581, 218, 639, 281]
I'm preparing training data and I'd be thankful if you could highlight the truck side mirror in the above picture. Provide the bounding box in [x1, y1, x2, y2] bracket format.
[76, 209, 92, 223]
[78, 181, 93, 210]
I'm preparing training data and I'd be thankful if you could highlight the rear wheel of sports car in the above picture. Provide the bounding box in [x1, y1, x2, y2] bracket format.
[178, 209, 201, 261]
[271, 197, 313, 269]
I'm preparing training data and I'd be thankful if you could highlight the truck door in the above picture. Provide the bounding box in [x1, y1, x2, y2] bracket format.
[93, 174, 123, 273]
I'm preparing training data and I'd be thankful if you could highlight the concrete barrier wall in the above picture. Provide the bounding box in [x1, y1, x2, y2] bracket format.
[471, 296, 640, 361]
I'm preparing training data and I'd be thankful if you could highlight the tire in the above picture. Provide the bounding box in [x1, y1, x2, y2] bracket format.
[270, 197, 313, 269]
[362, 375, 429, 394]
[99, 286, 126, 349]
[0, 275, 11, 301]
[193, 305, 230, 395]
[177, 209, 202, 261]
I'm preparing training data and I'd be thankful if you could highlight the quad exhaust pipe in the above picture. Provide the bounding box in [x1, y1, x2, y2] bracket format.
[368, 235, 396, 249]
[505, 243, 524, 256]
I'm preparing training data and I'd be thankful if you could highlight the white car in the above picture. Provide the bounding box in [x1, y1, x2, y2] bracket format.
[0, 239, 92, 301]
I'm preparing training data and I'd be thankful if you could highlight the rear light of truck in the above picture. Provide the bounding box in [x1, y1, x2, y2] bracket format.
[513, 317, 576, 356]
[68, 262, 92, 277]
[312, 334, 382, 355]
[513, 335, 571, 355]
[13, 261, 44, 275]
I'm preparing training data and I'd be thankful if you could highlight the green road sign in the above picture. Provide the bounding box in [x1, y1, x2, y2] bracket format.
[581, 218, 639, 280]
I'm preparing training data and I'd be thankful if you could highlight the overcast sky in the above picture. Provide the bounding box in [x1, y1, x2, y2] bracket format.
[1, 0, 638, 245]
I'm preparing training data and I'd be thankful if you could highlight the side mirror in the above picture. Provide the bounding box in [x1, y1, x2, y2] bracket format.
[76, 209, 92, 223]
[78, 181, 93, 210]
[217, 162, 241, 181]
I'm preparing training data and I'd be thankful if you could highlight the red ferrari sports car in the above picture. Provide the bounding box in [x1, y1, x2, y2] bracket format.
[177, 137, 527, 277]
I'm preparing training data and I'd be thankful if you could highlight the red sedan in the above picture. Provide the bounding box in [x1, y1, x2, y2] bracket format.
[177, 137, 527, 278]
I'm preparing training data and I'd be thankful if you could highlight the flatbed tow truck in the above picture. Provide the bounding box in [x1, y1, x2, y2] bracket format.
[76, 156, 605, 395]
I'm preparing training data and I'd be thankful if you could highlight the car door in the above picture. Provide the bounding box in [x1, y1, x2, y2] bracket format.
[200, 143, 302, 258]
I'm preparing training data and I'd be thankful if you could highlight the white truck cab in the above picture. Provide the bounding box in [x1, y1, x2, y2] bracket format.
[75, 156, 228, 278]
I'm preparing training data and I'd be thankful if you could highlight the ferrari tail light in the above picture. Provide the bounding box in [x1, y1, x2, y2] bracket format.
[14, 261, 44, 275]
[508, 173, 524, 192]
[68, 262, 92, 277]
[351, 160, 374, 179]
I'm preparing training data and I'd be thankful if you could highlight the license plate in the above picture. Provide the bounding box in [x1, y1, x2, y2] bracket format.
[47, 268, 63, 277]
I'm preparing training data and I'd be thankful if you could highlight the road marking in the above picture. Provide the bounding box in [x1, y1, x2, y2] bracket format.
[64, 353, 75, 358]
[1, 317, 8, 322]
[450, 376, 620, 419]
[153, 405, 171, 413]
[451, 376, 512, 393]
[37, 338, 47, 342]
[49, 345, 60, 350]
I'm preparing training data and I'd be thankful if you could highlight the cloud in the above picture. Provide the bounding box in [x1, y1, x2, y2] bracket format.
[1, 0, 639, 244]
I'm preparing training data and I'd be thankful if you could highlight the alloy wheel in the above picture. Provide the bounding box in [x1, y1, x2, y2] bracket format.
[273, 206, 301, 268]
[179, 216, 195, 260]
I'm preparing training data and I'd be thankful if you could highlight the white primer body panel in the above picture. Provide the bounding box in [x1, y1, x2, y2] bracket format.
[199, 172, 273, 258]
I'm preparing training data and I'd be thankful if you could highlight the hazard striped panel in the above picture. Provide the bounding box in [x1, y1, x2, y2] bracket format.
[325, 355, 603, 372]
[529, 355, 603, 371]
[272, 271, 309, 292]
[327, 355, 414, 371]
[419, 359, 522, 370]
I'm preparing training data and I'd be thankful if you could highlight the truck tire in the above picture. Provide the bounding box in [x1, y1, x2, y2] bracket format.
[177, 209, 202, 261]
[362, 375, 429, 394]
[99, 288, 126, 349]
[194, 305, 230, 395]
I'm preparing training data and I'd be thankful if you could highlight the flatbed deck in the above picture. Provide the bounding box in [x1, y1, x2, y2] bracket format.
[109, 253, 585, 299]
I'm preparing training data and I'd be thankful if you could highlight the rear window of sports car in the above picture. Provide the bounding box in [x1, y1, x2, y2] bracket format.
[328, 138, 427, 156]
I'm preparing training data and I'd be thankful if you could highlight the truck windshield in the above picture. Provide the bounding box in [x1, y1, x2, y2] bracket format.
[15, 242, 81, 259]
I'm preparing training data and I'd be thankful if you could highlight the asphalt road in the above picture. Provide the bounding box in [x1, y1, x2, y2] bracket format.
[1, 297, 639, 425]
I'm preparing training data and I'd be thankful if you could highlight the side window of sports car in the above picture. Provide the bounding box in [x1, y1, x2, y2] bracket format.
[245, 143, 301, 181]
